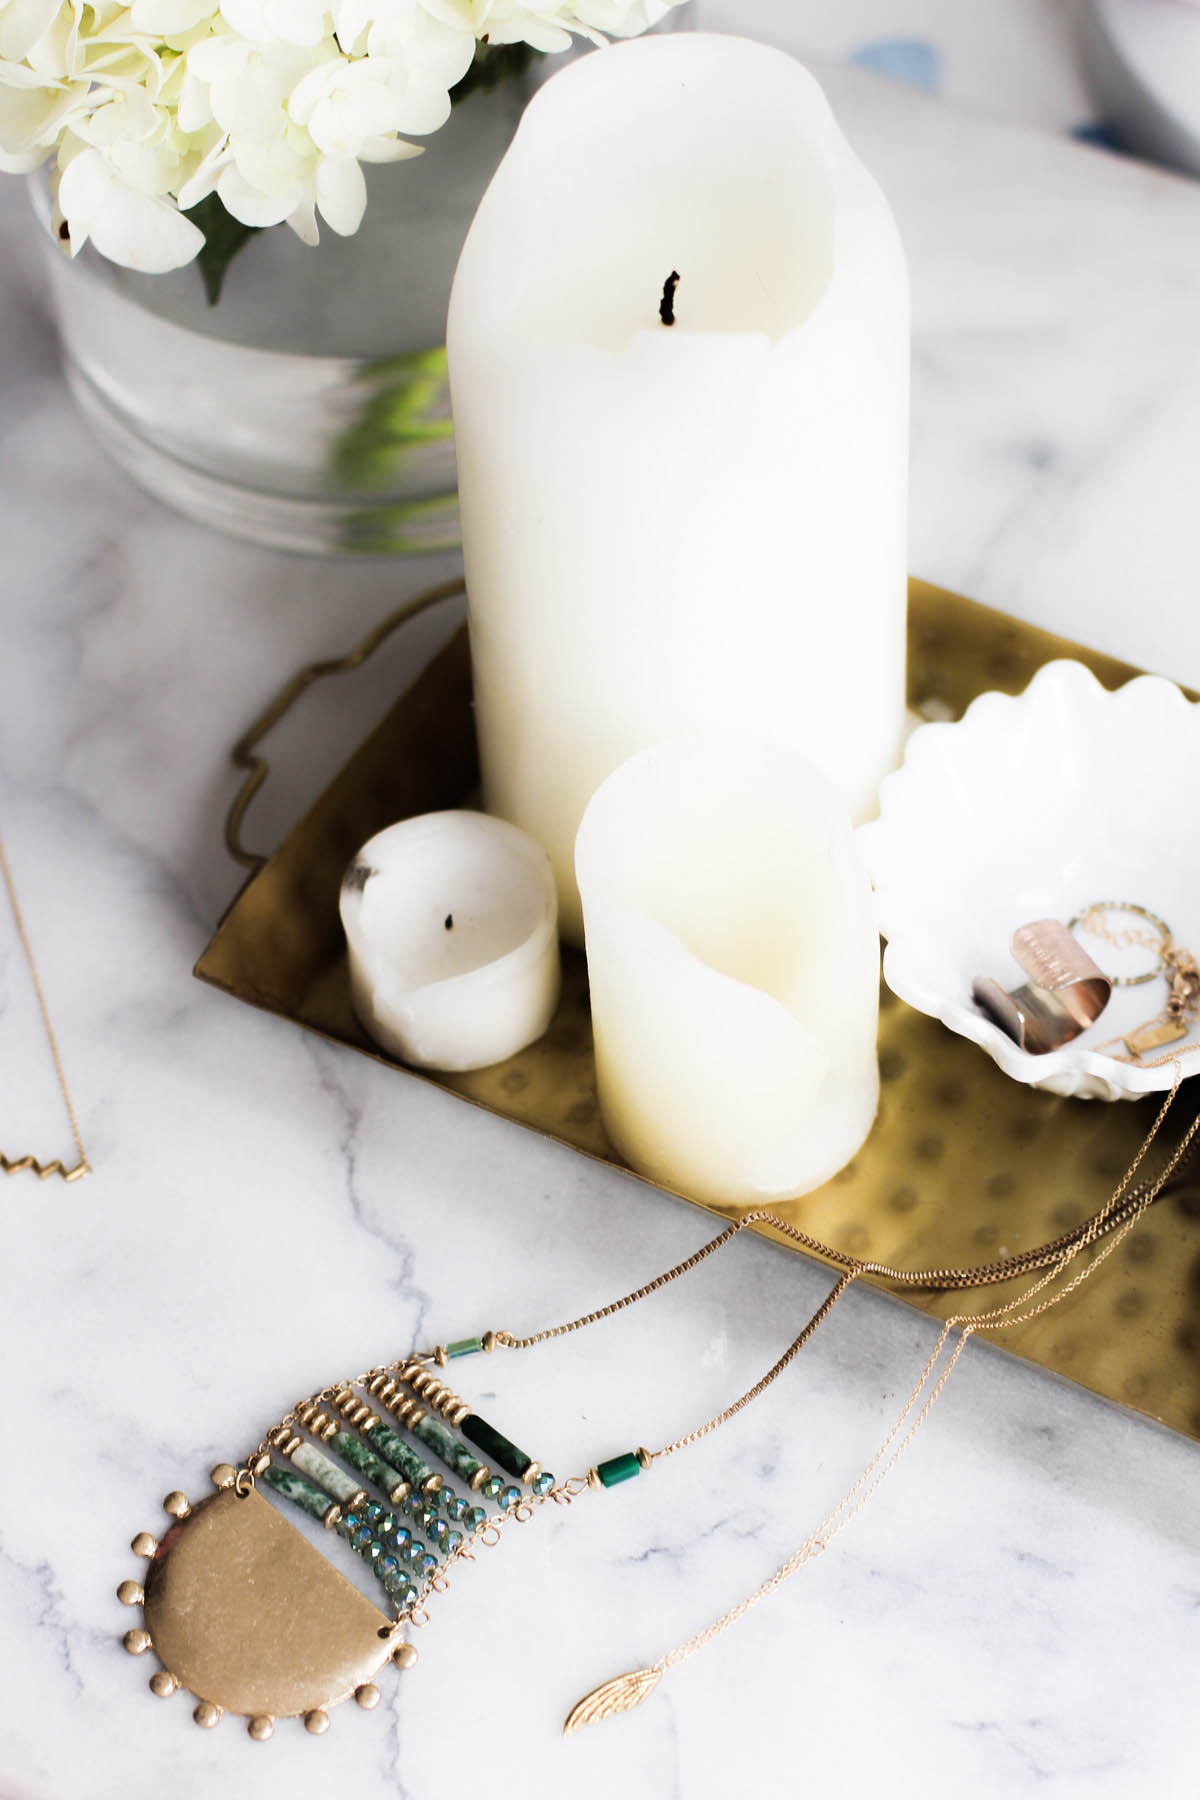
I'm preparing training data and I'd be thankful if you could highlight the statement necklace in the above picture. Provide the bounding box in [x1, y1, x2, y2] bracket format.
[0, 833, 89, 1183]
[116, 1073, 1198, 1744]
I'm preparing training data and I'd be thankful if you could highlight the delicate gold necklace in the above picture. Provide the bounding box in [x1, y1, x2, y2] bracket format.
[0, 833, 89, 1183]
[116, 1071, 1197, 1744]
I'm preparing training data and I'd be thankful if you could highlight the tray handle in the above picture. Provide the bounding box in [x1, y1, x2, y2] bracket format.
[224, 576, 467, 872]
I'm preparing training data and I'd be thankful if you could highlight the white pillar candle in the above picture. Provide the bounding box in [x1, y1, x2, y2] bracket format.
[449, 32, 908, 944]
[339, 813, 560, 1073]
[574, 735, 880, 1205]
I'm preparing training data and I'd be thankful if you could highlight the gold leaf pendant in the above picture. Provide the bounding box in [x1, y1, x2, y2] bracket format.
[562, 1665, 662, 1735]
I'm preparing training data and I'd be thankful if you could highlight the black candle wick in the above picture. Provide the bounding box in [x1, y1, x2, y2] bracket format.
[659, 270, 680, 327]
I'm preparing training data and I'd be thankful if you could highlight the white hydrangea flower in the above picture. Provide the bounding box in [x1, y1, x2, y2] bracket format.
[0, 0, 687, 271]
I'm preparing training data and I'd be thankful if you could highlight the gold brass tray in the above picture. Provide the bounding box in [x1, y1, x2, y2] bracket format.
[196, 580, 1200, 1444]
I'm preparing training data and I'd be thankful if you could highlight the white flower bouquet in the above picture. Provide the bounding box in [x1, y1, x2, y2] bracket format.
[0, 0, 684, 281]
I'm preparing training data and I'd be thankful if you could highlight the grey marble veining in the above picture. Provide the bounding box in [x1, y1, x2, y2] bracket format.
[2, 34, 1200, 1800]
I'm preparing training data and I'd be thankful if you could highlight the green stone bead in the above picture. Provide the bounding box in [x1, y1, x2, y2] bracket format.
[596, 1452, 643, 1489]
[459, 1412, 532, 1480]
[329, 1429, 406, 1496]
[446, 1337, 483, 1359]
[290, 1441, 361, 1504]
[411, 1414, 485, 1485]
[260, 1464, 332, 1523]
[363, 1420, 434, 1490]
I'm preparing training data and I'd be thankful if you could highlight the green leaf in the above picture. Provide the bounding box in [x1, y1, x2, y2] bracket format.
[185, 192, 261, 306]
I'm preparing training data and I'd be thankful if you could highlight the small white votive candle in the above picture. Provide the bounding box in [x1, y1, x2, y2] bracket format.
[340, 813, 561, 1073]
[575, 736, 880, 1206]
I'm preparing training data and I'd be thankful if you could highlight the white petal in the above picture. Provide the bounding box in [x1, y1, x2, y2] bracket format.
[285, 192, 319, 243]
[57, 146, 204, 269]
[216, 160, 302, 224]
[128, 0, 217, 32]
[0, 0, 61, 63]
[357, 130, 422, 163]
[315, 152, 364, 235]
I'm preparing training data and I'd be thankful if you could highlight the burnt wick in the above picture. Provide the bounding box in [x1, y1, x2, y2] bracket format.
[444, 914, 454, 930]
[659, 270, 680, 327]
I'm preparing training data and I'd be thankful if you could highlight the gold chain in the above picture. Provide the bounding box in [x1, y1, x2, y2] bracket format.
[495, 1076, 1182, 1469]
[0, 834, 89, 1183]
[561, 1071, 1200, 1729]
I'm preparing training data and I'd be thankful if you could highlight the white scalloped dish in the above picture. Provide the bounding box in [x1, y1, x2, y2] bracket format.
[856, 659, 1200, 1100]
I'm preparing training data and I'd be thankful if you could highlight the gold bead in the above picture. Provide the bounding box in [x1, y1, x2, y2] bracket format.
[247, 1715, 275, 1742]
[389, 1483, 411, 1506]
[523, 1463, 541, 1488]
[162, 1492, 190, 1519]
[433, 1345, 447, 1367]
[420, 1475, 443, 1495]
[123, 1628, 152, 1655]
[193, 1700, 222, 1729]
[408, 1407, 427, 1428]
[354, 1683, 381, 1710]
[149, 1670, 177, 1699]
[283, 1435, 302, 1457]
[210, 1464, 237, 1490]
[586, 1468, 601, 1490]
[481, 1331, 497, 1354]
[392, 1642, 418, 1671]
[636, 1448, 651, 1469]
[448, 1402, 470, 1427]
[131, 1532, 158, 1558]
[469, 1467, 490, 1492]
[322, 1503, 342, 1531]
[348, 1488, 369, 1511]
[304, 1709, 330, 1735]
[251, 1452, 271, 1477]
[116, 1580, 143, 1607]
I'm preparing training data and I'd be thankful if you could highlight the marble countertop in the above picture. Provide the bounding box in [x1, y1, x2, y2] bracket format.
[3, 22, 1200, 1800]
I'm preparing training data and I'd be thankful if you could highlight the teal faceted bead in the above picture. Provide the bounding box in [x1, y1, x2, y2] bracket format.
[418, 1552, 437, 1577]
[362, 1540, 383, 1565]
[383, 1523, 411, 1551]
[445, 1529, 464, 1554]
[377, 1512, 399, 1537]
[481, 1475, 505, 1502]
[353, 1525, 374, 1551]
[401, 1539, 426, 1564]
[388, 1578, 418, 1609]
[499, 1485, 522, 1509]
[402, 1490, 425, 1519]
[429, 1518, 450, 1549]
[378, 1554, 400, 1580]
[338, 1510, 362, 1539]
[443, 1493, 470, 1524]
[468, 1506, 487, 1531]
[532, 1471, 555, 1496]
[365, 1502, 385, 1527]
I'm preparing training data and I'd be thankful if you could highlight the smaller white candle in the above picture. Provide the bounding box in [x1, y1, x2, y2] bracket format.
[340, 813, 560, 1073]
[575, 736, 880, 1205]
